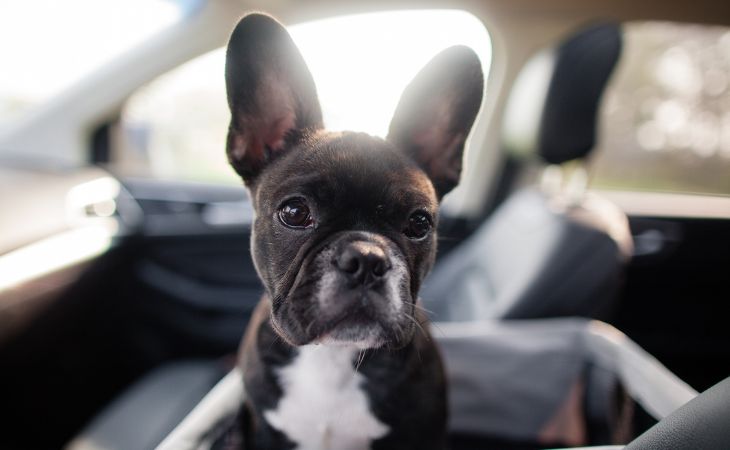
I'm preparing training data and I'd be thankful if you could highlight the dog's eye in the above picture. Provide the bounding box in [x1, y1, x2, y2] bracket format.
[278, 198, 314, 229]
[404, 211, 432, 240]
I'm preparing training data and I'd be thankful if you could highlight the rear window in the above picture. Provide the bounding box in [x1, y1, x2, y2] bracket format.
[592, 21, 730, 196]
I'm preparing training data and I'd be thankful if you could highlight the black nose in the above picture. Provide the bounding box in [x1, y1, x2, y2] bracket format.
[335, 242, 391, 285]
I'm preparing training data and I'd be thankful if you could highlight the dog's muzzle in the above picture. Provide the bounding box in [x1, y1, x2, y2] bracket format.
[304, 232, 410, 348]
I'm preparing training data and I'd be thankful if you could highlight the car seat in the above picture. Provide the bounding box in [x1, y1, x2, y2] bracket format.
[422, 23, 633, 321]
[145, 318, 701, 450]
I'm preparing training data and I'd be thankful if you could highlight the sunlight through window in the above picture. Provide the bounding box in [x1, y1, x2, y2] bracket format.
[119, 10, 491, 183]
[0, 0, 182, 128]
[290, 10, 492, 137]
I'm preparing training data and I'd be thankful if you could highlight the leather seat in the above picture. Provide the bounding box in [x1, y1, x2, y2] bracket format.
[565, 375, 730, 450]
[624, 376, 730, 450]
[422, 23, 632, 321]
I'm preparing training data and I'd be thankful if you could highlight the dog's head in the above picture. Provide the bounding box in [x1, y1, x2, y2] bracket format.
[225, 14, 483, 349]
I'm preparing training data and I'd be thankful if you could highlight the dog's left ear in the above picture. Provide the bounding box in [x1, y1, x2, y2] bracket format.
[225, 13, 323, 184]
[388, 46, 484, 199]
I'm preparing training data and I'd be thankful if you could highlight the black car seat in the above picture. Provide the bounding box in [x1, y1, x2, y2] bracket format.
[422, 23, 633, 321]
[624, 376, 730, 450]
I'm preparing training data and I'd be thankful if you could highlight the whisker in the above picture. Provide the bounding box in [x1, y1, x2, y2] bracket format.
[354, 349, 367, 373]
[402, 314, 424, 364]
[403, 312, 429, 341]
[413, 302, 436, 315]
[429, 321, 447, 339]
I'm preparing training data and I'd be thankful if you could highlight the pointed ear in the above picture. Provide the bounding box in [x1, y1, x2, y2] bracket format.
[225, 13, 323, 184]
[387, 46, 484, 198]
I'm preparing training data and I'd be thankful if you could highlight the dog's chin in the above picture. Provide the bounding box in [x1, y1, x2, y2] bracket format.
[311, 309, 417, 350]
[313, 320, 389, 350]
[272, 305, 414, 350]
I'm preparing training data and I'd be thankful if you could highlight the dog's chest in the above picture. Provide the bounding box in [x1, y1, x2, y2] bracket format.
[263, 345, 389, 450]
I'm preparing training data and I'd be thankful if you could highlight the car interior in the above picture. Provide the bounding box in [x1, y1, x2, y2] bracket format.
[1, 0, 729, 449]
[422, 22, 633, 322]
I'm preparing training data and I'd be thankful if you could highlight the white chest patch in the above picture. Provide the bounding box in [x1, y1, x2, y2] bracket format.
[263, 345, 389, 450]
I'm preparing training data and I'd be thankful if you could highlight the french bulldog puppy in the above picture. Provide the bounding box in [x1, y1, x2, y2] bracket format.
[224, 13, 483, 450]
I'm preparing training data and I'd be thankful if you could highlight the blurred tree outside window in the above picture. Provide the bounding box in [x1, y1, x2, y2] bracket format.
[592, 22, 730, 196]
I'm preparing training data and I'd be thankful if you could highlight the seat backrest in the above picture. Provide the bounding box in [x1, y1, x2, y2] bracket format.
[422, 23, 631, 321]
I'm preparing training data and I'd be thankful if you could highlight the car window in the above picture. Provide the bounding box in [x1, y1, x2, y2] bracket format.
[592, 21, 730, 197]
[0, 0, 186, 133]
[113, 10, 492, 184]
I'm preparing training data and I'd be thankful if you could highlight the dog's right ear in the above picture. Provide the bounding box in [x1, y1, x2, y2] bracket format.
[225, 14, 323, 184]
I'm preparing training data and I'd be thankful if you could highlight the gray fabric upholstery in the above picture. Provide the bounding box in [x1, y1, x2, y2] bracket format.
[422, 189, 632, 321]
[436, 319, 694, 444]
[67, 360, 227, 450]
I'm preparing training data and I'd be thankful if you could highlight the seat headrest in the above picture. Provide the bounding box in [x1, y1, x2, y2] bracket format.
[503, 23, 623, 164]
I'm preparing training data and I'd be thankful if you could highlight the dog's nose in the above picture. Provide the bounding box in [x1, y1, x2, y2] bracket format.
[336, 241, 390, 285]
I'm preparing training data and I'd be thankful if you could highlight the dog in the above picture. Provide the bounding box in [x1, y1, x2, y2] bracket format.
[223, 13, 483, 450]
